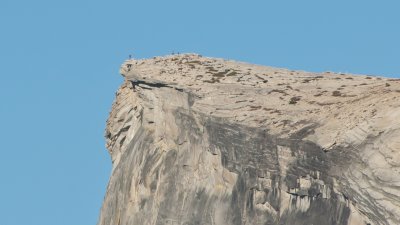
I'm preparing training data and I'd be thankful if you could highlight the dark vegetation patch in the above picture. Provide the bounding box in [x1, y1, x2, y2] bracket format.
[187, 60, 202, 65]
[206, 66, 218, 72]
[249, 106, 262, 111]
[226, 71, 238, 76]
[263, 108, 282, 114]
[213, 71, 227, 78]
[184, 60, 203, 69]
[299, 76, 324, 84]
[203, 77, 220, 83]
[206, 68, 239, 78]
[268, 89, 288, 95]
[289, 96, 301, 104]
[332, 91, 342, 96]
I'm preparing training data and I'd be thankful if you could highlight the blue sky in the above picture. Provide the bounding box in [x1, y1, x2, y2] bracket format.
[0, 1, 399, 225]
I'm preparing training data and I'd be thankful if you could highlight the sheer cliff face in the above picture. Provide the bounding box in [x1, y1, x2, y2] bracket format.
[98, 54, 400, 225]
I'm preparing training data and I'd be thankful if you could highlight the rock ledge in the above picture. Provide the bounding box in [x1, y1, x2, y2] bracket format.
[99, 54, 400, 225]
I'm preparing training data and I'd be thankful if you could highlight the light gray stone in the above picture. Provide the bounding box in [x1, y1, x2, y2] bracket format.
[98, 54, 400, 225]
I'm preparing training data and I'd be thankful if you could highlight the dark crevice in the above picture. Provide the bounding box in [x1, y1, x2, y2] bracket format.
[286, 191, 309, 198]
[130, 80, 184, 92]
[119, 136, 126, 146]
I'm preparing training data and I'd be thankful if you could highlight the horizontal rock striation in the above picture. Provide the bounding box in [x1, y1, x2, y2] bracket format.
[98, 54, 400, 225]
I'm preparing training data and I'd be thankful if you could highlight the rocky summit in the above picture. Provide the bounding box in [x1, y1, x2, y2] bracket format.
[98, 54, 400, 225]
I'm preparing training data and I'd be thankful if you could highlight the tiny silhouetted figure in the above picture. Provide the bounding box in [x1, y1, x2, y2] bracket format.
[129, 54, 132, 59]
[172, 51, 175, 55]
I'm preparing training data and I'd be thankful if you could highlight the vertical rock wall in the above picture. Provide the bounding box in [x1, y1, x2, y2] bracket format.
[98, 55, 400, 225]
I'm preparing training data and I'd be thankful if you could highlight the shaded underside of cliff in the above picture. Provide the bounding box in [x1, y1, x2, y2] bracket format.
[98, 54, 400, 225]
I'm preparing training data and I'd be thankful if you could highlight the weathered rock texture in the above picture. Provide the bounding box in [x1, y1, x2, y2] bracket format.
[98, 54, 400, 225]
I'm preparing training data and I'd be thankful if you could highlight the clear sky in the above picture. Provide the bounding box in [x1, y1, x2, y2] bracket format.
[0, 1, 399, 225]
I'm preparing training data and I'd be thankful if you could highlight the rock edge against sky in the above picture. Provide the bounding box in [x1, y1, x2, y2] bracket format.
[98, 54, 400, 225]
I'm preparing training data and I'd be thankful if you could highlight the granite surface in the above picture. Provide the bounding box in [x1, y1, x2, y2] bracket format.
[98, 54, 400, 225]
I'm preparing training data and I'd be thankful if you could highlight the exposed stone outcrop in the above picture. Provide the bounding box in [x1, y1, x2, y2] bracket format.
[98, 54, 400, 225]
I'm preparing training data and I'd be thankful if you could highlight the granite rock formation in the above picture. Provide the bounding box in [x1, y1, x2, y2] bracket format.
[98, 54, 400, 225]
